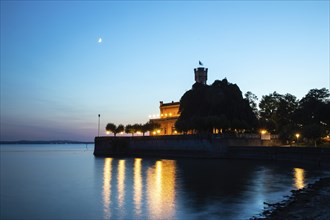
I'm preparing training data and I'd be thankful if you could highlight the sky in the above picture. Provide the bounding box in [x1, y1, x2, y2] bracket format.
[1, 1, 329, 141]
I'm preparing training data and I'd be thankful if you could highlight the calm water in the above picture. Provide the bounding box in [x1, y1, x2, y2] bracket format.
[1, 144, 329, 220]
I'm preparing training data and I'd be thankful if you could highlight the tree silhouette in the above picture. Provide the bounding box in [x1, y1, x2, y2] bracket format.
[245, 91, 259, 118]
[259, 92, 299, 142]
[176, 79, 258, 134]
[125, 124, 135, 136]
[295, 88, 330, 146]
[105, 123, 124, 137]
[141, 122, 161, 136]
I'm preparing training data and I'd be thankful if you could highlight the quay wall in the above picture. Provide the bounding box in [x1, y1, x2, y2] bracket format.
[94, 136, 330, 168]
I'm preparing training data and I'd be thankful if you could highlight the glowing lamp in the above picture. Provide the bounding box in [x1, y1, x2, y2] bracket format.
[260, 129, 267, 135]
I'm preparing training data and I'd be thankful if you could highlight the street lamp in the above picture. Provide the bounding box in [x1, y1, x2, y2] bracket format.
[295, 133, 300, 145]
[260, 129, 267, 135]
[98, 114, 100, 137]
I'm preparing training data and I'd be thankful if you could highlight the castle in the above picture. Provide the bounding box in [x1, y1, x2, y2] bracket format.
[150, 66, 208, 135]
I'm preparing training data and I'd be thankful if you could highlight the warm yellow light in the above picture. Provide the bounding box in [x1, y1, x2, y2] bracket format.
[260, 129, 267, 135]
[165, 113, 168, 117]
[169, 113, 172, 116]
[103, 158, 112, 219]
[295, 133, 300, 139]
[147, 160, 176, 219]
[157, 129, 161, 134]
[134, 158, 142, 216]
[294, 168, 305, 189]
[106, 131, 110, 135]
[153, 131, 156, 135]
[174, 131, 177, 134]
[118, 160, 125, 208]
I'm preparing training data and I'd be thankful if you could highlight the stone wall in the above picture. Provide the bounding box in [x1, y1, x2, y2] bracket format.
[94, 136, 330, 167]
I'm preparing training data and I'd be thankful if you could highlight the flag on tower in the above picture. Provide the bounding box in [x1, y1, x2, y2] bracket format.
[199, 60, 203, 66]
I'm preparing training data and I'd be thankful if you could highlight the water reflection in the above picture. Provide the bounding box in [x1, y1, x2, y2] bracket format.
[117, 160, 126, 210]
[134, 158, 142, 217]
[147, 160, 176, 219]
[294, 168, 305, 189]
[101, 158, 319, 219]
[102, 158, 112, 219]
[102, 158, 176, 219]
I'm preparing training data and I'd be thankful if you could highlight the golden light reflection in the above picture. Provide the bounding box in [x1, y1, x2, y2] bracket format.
[294, 168, 305, 189]
[103, 158, 112, 219]
[134, 158, 143, 217]
[147, 160, 176, 219]
[118, 160, 126, 208]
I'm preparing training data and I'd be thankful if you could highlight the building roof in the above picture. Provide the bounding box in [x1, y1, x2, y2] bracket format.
[160, 101, 180, 107]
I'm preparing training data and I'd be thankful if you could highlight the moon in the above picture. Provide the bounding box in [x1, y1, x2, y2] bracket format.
[98, 37, 102, 43]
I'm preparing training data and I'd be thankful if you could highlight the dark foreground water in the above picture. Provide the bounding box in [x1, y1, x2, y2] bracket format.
[1, 144, 329, 220]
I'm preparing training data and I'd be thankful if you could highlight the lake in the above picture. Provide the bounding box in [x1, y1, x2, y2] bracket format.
[1, 144, 329, 219]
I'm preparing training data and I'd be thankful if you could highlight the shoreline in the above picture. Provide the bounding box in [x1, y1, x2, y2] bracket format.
[251, 176, 330, 220]
[94, 136, 330, 167]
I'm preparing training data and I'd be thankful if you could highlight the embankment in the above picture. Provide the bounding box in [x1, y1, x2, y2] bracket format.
[94, 136, 330, 167]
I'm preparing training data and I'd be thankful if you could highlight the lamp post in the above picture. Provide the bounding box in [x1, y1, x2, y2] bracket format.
[98, 114, 100, 137]
[295, 133, 300, 146]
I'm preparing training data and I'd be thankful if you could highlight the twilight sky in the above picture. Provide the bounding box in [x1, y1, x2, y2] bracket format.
[1, 1, 329, 141]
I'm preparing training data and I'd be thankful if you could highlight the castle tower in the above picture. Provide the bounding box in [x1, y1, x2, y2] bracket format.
[194, 67, 208, 85]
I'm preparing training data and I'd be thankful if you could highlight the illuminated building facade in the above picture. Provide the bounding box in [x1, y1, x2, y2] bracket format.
[150, 101, 180, 135]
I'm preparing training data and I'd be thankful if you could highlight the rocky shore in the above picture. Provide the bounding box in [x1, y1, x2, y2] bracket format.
[251, 177, 330, 220]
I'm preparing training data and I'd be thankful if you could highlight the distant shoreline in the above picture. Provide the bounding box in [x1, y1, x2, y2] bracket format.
[0, 140, 94, 145]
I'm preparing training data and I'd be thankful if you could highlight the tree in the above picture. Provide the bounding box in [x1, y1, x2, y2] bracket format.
[141, 122, 150, 136]
[124, 124, 144, 136]
[142, 122, 161, 136]
[259, 92, 299, 143]
[295, 88, 330, 146]
[115, 124, 124, 135]
[259, 92, 282, 132]
[302, 124, 324, 147]
[176, 78, 258, 134]
[125, 124, 135, 136]
[245, 91, 259, 118]
[175, 117, 190, 134]
[132, 124, 143, 134]
[259, 92, 298, 129]
[296, 88, 330, 126]
[105, 123, 124, 137]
